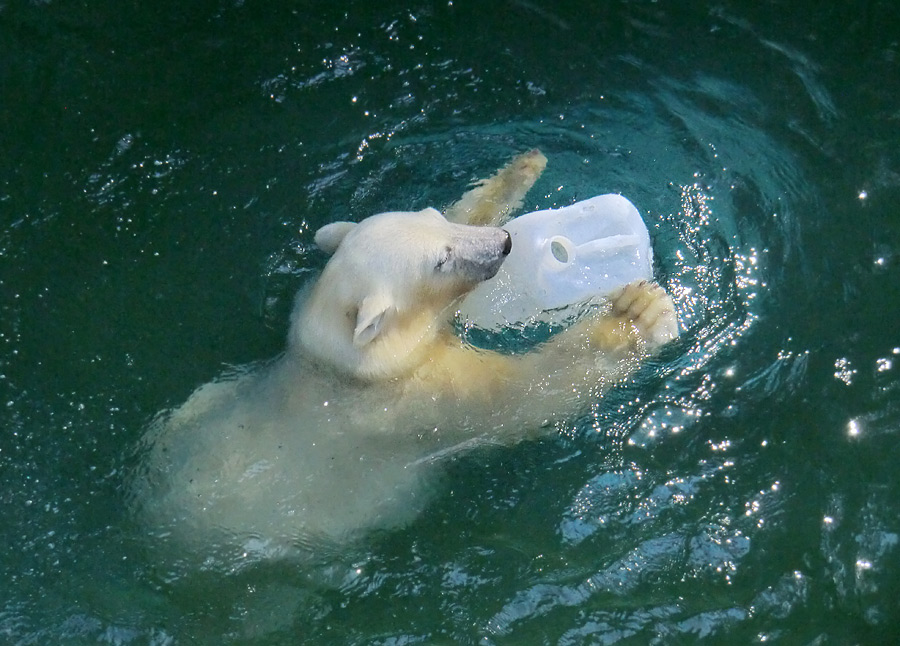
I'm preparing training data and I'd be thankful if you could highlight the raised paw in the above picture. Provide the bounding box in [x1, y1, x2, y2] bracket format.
[444, 150, 548, 226]
[608, 280, 679, 349]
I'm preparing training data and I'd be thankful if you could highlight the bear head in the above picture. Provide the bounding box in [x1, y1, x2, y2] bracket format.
[291, 208, 511, 380]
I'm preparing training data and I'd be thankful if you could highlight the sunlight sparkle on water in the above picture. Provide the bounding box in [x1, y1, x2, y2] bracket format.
[833, 358, 856, 385]
[709, 439, 731, 452]
[847, 418, 862, 438]
[632, 404, 704, 444]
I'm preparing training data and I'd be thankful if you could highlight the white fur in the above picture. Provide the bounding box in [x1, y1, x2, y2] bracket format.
[131, 154, 678, 560]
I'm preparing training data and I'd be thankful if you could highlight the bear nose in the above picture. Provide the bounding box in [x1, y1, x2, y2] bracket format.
[501, 230, 512, 256]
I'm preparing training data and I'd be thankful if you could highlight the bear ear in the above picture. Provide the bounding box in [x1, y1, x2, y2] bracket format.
[353, 293, 393, 347]
[315, 221, 357, 255]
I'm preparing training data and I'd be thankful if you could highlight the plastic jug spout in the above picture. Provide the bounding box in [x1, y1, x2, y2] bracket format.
[544, 236, 576, 271]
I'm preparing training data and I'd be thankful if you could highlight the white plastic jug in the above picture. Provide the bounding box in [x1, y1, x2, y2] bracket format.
[458, 194, 654, 328]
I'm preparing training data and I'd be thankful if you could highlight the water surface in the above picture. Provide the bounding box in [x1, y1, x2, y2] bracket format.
[2, 1, 899, 643]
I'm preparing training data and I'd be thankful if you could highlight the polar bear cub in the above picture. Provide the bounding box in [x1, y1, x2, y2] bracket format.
[132, 151, 678, 558]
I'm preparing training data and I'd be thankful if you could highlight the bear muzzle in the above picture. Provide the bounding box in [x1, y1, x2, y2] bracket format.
[454, 228, 511, 283]
[502, 229, 512, 256]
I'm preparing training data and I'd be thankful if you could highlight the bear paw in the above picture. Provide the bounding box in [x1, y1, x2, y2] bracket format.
[608, 280, 679, 349]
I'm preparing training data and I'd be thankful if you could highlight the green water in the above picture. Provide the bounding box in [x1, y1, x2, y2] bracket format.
[2, 1, 899, 643]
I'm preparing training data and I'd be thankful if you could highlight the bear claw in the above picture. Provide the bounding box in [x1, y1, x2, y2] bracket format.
[609, 280, 678, 348]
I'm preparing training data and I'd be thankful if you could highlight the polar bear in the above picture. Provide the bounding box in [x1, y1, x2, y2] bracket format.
[130, 150, 678, 560]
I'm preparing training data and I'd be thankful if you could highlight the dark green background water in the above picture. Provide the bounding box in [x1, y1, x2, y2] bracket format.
[2, 1, 899, 644]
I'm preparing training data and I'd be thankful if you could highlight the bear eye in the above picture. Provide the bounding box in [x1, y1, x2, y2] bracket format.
[435, 246, 452, 271]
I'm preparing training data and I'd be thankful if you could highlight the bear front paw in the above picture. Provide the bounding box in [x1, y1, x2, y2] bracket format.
[608, 280, 679, 349]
